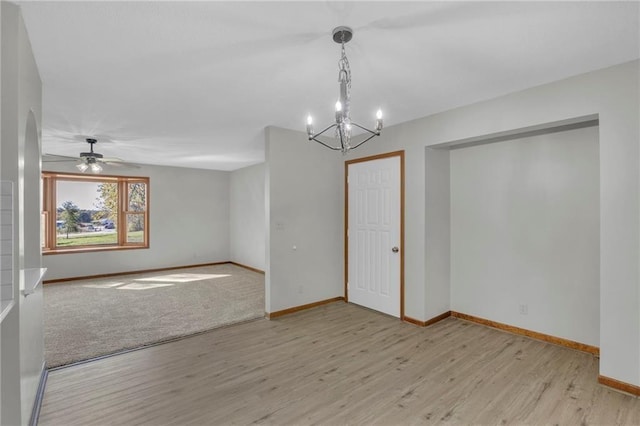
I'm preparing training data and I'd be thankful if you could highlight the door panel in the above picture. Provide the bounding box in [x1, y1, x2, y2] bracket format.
[348, 156, 401, 317]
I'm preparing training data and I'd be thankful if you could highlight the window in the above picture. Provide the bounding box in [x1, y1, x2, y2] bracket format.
[42, 172, 149, 253]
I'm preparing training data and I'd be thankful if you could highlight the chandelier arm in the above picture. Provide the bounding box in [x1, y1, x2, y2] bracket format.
[310, 123, 338, 139]
[309, 124, 342, 150]
[310, 135, 343, 151]
[348, 133, 380, 151]
[350, 122, 381, 136]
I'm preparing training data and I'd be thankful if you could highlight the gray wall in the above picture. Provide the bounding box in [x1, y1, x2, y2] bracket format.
[42, 161, 230, 281]
[230, 163, 265, 271]
[265, 127, 343, 313]
[450, 125, 600, 346]
[266, 60, 639, 387]
[425, 147, 451, 320]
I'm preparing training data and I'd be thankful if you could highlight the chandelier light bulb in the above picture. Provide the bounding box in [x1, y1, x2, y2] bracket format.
[76, 162, 89, 172]
[335, 101, 343, 122]
[375, 109, 384, 132]
[306, 115, 314, 138]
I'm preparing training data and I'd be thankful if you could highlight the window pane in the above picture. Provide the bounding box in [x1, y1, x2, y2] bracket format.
[128, 182, 146, 212]
[43, 173, 149, 253]
[55, 180, 118, 247]
[126, 214, 145, 244]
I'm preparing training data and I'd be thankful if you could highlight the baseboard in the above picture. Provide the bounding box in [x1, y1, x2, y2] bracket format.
[43, 261, 230, 284]
[404, 311, 452, 327]
[228, 261, 265, 275]
[451, 311, 599, 356]
[598, 375, 640, 396]
[403, 316, 426, 326]
[266, 297, 345, 319]
[29, 362, 48, 426]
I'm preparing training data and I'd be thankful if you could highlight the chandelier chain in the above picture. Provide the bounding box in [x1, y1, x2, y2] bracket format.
[339, 41, 352, 93]
[337, 39, 352, 149]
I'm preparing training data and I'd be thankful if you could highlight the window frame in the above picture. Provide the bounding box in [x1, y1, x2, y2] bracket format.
[42, 172, 149, 254]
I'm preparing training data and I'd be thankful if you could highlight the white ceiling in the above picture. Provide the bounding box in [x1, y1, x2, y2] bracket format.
[18, 1, 640, 171]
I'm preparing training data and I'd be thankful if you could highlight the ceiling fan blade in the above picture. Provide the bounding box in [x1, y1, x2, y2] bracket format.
[45, 134, 140, 168]
[42, 159, 78, 163]
[43, 153, 78, 162]
[103, 161, 140, 169]
[356, 3, 478, 32]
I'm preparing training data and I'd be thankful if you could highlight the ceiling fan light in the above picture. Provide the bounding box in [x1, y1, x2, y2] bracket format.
[90, 162, 102, 173]
[76, 162, 89, 172]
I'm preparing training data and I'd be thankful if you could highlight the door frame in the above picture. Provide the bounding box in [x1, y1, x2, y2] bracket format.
[344, 150, 405, 320]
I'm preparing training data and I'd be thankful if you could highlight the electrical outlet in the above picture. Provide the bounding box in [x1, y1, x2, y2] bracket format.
[297, 285, 304, 294]
[519, 304, 528, 315]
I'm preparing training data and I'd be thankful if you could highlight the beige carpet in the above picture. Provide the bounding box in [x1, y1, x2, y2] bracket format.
[44, 263, 264, 368]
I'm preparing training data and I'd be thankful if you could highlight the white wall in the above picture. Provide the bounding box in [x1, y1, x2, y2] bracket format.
[42, 162, 230, 281]
[265, 126, 343, 313]
[266, 60, 638, 386]
[450, 125, 600, 346]
[230, 163, 265, 271]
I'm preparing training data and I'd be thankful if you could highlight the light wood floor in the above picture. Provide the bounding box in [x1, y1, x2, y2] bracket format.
[39, 302, 639, 425]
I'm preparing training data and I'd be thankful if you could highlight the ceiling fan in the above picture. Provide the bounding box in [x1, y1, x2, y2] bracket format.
[43, 137, 137, 173]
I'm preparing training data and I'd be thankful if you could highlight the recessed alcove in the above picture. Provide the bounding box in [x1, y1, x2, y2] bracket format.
[425, 114, 600, 347]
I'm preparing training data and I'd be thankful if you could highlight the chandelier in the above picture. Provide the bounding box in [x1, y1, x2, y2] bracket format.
[305, 26, 383, 154]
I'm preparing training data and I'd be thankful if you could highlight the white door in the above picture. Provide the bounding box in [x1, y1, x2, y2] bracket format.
[347, 155, 401, 317]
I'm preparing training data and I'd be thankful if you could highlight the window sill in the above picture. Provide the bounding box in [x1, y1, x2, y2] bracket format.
[43, 245, 148, 255]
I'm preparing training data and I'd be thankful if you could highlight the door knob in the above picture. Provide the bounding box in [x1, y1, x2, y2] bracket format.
[392, 246, 399, 253]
